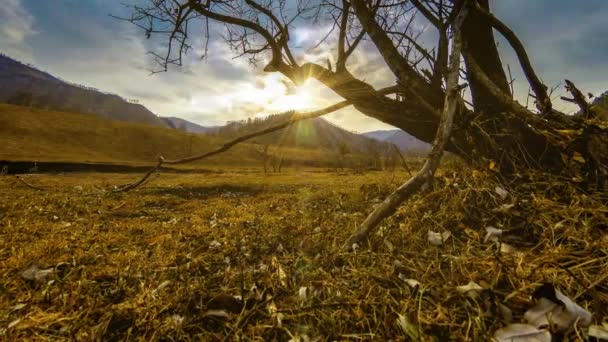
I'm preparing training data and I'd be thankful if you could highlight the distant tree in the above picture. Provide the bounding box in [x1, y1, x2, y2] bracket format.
[337, 140, 350, 171]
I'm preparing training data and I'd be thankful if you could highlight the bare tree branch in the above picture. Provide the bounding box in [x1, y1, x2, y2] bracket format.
[470, 1, 551, 113]
[345, 2, 468, 247]
[114, 85, 398, 192]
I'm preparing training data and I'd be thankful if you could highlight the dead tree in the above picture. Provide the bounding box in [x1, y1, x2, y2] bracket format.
[121, 0, 608, 243]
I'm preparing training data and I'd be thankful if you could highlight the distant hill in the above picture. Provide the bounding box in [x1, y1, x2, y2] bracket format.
[0, 53, 169, 127]
[0, 103, 375, 168]
[162, 116, 217, 134]
[211, 112, 390, 155]
[363, 129, 430, 154]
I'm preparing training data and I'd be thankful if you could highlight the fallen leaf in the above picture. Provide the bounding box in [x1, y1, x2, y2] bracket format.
[524, 284, 592, 332]
[298, 286, 308, 300]
[495, 186, 508, 200]
[428, 230, 451, 246]
[21, 265, 55, 283]
[457, 281, 484, 298]
[493, 323, 551, 342]
[588, 323, 608, 340]
[398, 275, 421, 289]
[7, 319, 21, 330]
[484, 226, 504, 243]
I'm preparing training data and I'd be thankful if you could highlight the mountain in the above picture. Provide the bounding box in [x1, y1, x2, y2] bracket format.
[211, 112, 389, 154]
[0, 53, 169, 127]
[363, 129, 431, 154]
[161, 116, 217, 134]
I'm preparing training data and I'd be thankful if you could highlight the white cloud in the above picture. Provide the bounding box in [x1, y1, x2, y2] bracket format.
[0, 0, 36, 62]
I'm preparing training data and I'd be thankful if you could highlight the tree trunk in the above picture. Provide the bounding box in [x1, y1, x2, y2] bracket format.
[460, 0, 512, 113]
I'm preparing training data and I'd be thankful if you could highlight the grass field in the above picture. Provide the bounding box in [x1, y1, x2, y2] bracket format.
[1, 168, 606, 340]
[0, 104, 372, 169]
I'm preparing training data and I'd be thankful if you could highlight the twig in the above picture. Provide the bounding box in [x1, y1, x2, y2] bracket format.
[14, 175, 46, 191]
[391, 143, 413, 178]
[344, 3, 468, 248]
[113, 101, 355, 192]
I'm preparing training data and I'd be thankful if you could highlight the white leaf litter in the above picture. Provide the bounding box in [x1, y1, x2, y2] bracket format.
[495, 186, 508, 200]
[494, 285, 593, 341]
[484, 226, 504, 243]
[456, 281, 484, 298]
[524, 294, 592, 332]
[298, 286, 308, 300]
[588, 323, 608, 340]
[21, 265, 55, 283]
[209, 240, 222, 249]
[427, 230, 451, 246]
[398, 274, 421, 289]
[493, 323, 551, 342]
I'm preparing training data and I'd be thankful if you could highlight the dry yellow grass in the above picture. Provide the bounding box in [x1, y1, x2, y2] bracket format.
[0, 168, 606, 340]
[0, 104, 364, 169]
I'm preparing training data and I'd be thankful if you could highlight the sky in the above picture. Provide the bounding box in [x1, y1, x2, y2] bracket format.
[1, 0, 607, 132]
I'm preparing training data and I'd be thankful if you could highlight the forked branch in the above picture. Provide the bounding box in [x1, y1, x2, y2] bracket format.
[470, 1, 551, 113]
[344, 2, 468, 247]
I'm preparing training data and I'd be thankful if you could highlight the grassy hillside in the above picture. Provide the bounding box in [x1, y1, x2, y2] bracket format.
[0, 104, 370, 168]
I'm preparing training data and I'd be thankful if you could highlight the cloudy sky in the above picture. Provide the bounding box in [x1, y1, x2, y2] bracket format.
[1, 0, 607, 131]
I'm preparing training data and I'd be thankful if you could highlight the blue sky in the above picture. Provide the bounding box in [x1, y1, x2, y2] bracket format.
[1, 0, 607, 131]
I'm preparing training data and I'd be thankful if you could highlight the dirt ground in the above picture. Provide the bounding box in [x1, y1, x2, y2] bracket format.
[0, 169, 606, 340]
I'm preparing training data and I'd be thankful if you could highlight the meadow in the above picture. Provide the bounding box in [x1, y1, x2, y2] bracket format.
[1, 167, 606, 340]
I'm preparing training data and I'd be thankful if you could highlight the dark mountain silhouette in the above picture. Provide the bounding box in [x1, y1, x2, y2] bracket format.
[363, 129, 431, 154]
[0, 53, 169, 127]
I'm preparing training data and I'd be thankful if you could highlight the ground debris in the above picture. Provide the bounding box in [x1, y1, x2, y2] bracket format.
[1, 169, 606, 340]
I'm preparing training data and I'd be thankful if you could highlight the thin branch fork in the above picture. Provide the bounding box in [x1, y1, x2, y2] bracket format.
[344, 3, 469, 248]
[562, 79, 593, 119]
[470, 1, 551, 114]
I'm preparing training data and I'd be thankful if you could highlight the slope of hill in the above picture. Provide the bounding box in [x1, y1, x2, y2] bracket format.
[0, 104, 365, 168]
[0, 54, 169, 128]
[211, 112, 389, 154]
[364, 129, 431, 154]
[162, 116, 217, 134]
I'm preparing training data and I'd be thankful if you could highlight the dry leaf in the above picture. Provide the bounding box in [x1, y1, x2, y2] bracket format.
[428, 230, 451, 246]
[457, 281, 484, 298]
[398, 274, 421, 289]
[484, 226, 504, 243]
[298, 286, 308, 300]
[493, 323, 551, 342]
[524, 285, 592, 332]
[588, 323, 608, 340]
[495, 186, 508, 200]
[21, 265, 55, 283]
